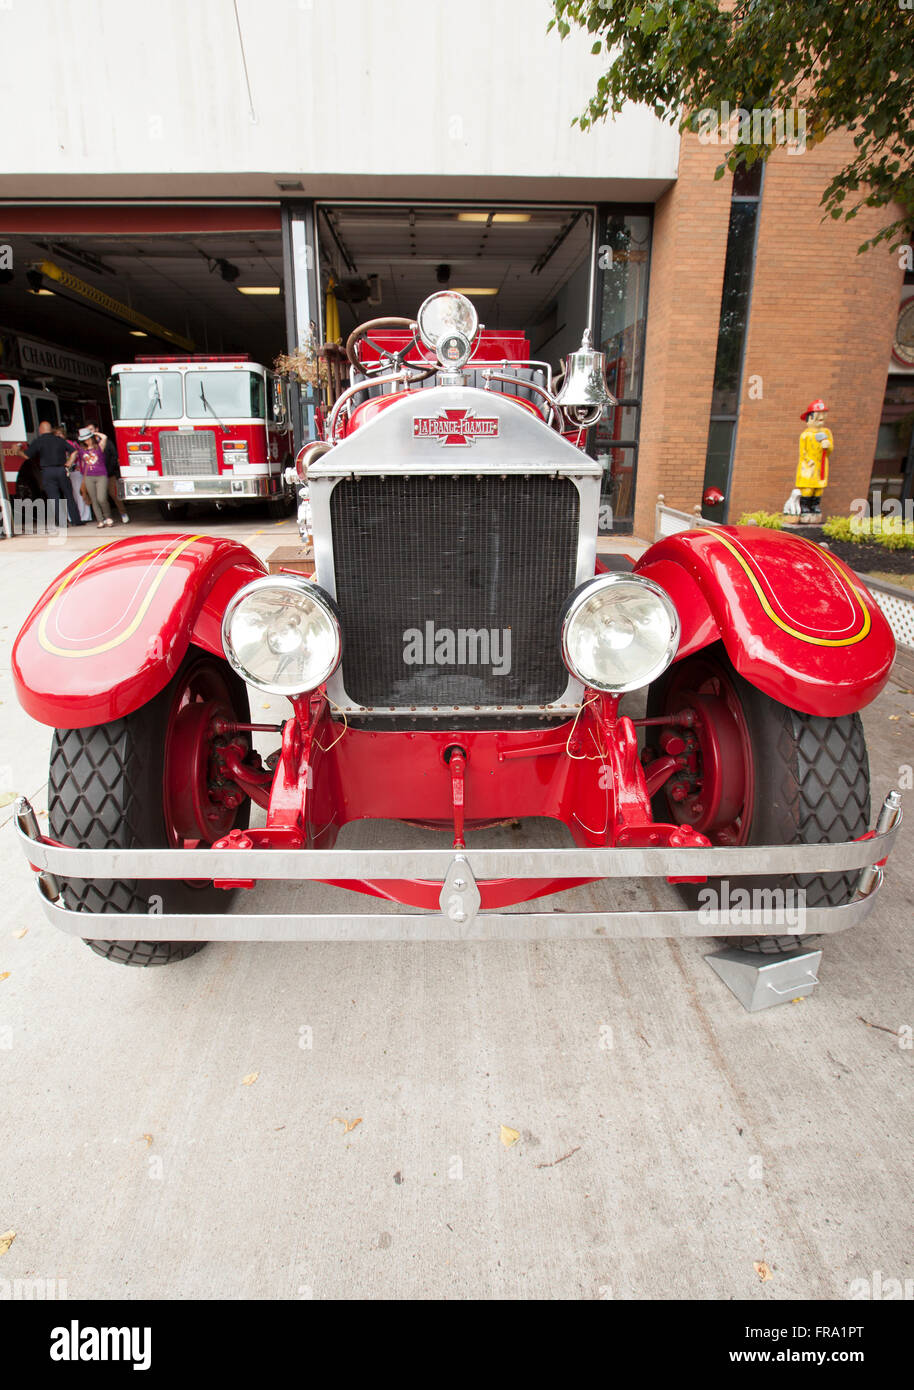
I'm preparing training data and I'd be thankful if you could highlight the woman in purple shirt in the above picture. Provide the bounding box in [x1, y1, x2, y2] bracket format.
[77, 426, 114, 527]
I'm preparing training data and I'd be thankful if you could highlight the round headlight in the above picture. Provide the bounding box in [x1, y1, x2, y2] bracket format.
[222, 577, 341, 696]
[560, 573, 679, 693]
[416, 291, 478, 348]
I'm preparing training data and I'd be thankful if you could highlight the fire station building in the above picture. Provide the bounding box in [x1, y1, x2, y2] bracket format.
[1, 0, 909, 537]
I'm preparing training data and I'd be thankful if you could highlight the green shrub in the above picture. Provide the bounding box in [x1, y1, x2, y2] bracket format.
[822, 515, 914, 550]
[822, 515, 855, 543]
[877, 524, 914, 551]
[738, 510, 784, 529]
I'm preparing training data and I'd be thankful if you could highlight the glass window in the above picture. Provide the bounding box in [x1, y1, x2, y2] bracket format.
[701, 419, 736, 521]
[595, 403, 639, 448]
[595, 445, 637, 532]
[185, 371, 266, 421]
[0, 385, 13, 428]
[35, 397, 59, 427]
[112, 371, 183, 421]
[269, 376, 286, 425]
[21, 396, 34, 435]
[732, 162, 763, 198]
[710, 201, 760, 417]
[597, 213, 652, 400]
[594, 210, 653, 530]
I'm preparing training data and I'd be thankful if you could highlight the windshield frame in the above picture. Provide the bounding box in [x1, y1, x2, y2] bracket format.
[184, 369, 267, 423]
[111, 369, 184, 422]
[0, 384, 15, 430]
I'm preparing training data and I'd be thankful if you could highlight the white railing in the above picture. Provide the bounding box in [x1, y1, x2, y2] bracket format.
[861, 574, 914, 652]
[654, 494, 719, 540]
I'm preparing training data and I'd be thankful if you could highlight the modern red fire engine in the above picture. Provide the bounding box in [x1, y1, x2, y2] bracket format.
[108, 355, 294, 518]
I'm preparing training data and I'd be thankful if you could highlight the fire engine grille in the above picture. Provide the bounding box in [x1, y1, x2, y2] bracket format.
[330, 475, 580, 709]
[158, 430, 218, 476]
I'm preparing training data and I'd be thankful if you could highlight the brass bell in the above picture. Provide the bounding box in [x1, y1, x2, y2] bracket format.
[555, 329, 617, 424]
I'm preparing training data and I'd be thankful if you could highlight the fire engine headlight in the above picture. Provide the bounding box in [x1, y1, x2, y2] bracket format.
[560, 574, 680, 693]
[222, 576, 342, 696]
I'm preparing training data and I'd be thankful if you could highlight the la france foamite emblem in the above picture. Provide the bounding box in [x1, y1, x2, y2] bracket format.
[412, 408, 499, 446]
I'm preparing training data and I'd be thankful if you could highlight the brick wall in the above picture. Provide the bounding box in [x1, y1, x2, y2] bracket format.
[634, 135, 732, 539]
[633, 129, 905, 539]
[729, 134, 904, 523]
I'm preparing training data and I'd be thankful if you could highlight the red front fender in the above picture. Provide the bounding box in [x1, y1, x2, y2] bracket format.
[635, 526, 895, 717]
[12, 533, 266, 728]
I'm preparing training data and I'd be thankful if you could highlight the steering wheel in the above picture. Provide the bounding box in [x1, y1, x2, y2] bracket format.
[345, 317, 436, 378]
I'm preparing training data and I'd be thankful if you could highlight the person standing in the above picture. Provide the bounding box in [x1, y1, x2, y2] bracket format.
[24, 421, 80, 527]
[76, 426, 114, 527]
[55, 425, 92, 523]
[83, 423, 129, 524]
[103, 428, 129, 524]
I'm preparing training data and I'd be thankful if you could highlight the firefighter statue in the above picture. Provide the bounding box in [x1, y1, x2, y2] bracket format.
[784, 399, 832, 523]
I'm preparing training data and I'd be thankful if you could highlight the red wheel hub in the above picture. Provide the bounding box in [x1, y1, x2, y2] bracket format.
[166, 698, 237, 843]
[163, 661, 246, 848]
[658, 657, 755, 846]
[677, 693, 746, 834]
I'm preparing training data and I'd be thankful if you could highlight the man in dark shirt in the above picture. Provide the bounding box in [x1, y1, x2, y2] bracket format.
[25, 421, 81, 527]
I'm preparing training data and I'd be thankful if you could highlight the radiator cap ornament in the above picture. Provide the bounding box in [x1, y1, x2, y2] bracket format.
[437, 330, 472, 369]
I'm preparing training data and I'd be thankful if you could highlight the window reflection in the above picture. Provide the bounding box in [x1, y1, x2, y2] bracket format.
[595, 212, 652, 530]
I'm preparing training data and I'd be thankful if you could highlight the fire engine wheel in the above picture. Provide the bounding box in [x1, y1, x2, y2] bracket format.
[48, 646, 251, 966]
[15, 469, 42, 503]
[645, 643, 870, 954]
[157, 500, 190, 521]
[266, 492, 293, 520]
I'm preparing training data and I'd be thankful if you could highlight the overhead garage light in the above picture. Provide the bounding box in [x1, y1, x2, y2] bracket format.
[457, 212, 531, 223]
[130, 330, 148, 337]
[237, 286, 281, 295]
[33, 258, 195, 350]
[451, 287, 499, 296]
[31, 288, 56, 296]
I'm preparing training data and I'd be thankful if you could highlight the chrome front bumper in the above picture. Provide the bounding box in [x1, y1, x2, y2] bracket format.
[15, 795, 902, 943]
[118, 474, 283, 501]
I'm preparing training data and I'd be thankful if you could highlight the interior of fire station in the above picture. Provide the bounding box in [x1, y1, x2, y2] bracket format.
[310, 202, 651, 530]
[0, 211, 286, 436]
[1, 200, 653, 530]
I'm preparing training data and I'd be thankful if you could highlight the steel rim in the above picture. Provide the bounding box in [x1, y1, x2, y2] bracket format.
[163, 660, 243, 850]
[657, 655, 755, 847]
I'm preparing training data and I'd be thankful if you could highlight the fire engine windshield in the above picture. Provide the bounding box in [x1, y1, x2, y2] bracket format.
[111, 371, 183, 421]
[0, 385, 14, 428]
[185, 371, 266, 421]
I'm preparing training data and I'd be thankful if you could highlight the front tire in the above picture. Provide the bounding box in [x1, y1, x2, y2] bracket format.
[645, 644, 870, 953]
[157, 500, 190, 521]
[48, 647, 251, 966]
[266, 490, 293, 520]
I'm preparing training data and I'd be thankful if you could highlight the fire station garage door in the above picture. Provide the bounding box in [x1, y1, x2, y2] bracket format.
[315, 203, 594, 378]
[313, 202, 652, 530]
[0, 203, 286, 406]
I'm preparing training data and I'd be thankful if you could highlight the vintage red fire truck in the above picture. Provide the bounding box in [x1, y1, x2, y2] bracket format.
[12, 292, 902, 966]
[108, 354, 294, 518]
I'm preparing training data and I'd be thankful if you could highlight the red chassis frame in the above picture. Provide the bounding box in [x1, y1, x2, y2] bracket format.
[207, 688, 709, 910]
[11, 515, 896, 913]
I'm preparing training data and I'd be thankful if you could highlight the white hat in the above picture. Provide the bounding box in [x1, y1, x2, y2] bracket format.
[78, 426, 96, 441]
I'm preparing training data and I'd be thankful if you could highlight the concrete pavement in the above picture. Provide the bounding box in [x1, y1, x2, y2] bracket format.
[0, 516, 911, 1300]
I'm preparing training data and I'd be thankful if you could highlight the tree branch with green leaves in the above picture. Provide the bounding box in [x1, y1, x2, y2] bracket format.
[550, 0, 914, 252]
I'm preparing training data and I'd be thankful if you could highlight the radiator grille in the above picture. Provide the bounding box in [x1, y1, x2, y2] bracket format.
[159, 430, 218, 476]
[330, 475, 579, 709]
